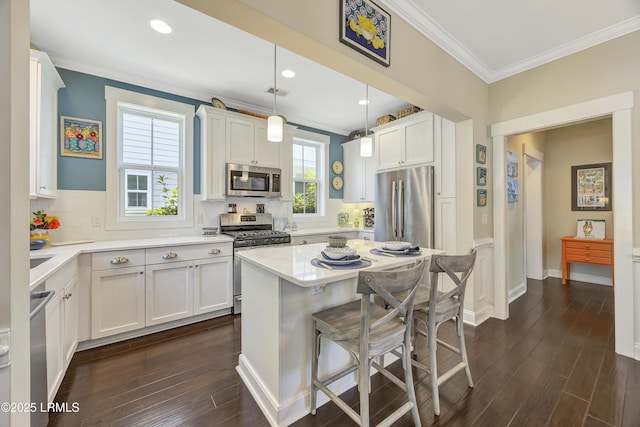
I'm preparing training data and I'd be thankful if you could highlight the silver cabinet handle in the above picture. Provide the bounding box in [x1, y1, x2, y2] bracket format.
[63, 292, 72, 300]
[208, 248, 221, 255]
[162, 252, 178, 259]
[110, 256, 129, 264]
[297, 240, 308, 245]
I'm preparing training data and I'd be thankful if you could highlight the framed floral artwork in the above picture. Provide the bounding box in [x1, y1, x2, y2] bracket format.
[477, 189, 487, 207]
[571, 162, 611, 211]
[340, 0, 391, 67]
[477, 167, 487, 186]
[60, 116, 103, 159]
[476, 144, 486, 164]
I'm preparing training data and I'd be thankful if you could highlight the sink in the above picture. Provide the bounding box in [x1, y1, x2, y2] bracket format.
[30, 256, 53, 269]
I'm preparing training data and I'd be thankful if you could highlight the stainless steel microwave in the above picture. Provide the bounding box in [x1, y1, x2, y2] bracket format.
[226, 163, 281, 198]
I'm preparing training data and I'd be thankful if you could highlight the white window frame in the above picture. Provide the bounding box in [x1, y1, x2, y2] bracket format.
[124, 169, 152, 215]
[105, 86, 194, 230]
[292, 129, 329, 218]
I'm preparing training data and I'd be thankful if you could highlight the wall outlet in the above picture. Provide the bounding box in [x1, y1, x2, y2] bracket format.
[311, 285, 325, 295]
[91, 216, 103, 227]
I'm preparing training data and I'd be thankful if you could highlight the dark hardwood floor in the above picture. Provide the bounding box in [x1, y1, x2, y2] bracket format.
[50, 278, 640, 426]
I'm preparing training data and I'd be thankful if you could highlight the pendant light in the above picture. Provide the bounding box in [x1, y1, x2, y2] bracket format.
[267, 44, 283, 142]
[360, 84, 373, 157]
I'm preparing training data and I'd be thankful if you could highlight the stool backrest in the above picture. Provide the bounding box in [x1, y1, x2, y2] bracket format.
[357, 259, 425, 343]
[429, 249, 477, 310]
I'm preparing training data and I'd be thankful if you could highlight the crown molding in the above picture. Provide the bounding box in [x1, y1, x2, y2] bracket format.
[380, 1, 640, 83]
[48, 55, 349, 136]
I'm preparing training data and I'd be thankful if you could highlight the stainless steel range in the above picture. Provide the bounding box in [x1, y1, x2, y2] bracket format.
[220, 213, 291, 313]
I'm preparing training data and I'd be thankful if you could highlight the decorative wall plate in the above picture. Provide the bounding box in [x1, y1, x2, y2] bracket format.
[332, 176, 344, 190]
[211, 98, 227, 109]
[332, 160, 344, 174]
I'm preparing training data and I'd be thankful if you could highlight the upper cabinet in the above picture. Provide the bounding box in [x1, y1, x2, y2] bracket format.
[197, 105, 294, 201]
[374, 111, 434, 171]
[434, 116, 456, 198]
[343, 138, 375, 203]
[30, 50, 65, 199]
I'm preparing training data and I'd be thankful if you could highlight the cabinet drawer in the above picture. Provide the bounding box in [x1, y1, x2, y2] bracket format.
[566, 248, 611, 260]
[145, 243, 233, 264]
[92, 249, 146, 270]
[565, 254, 612, 265]
[564, 241, 611, 252]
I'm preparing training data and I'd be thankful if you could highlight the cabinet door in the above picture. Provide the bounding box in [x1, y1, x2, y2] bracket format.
[91, 266, 146, 339]
[343, 140, 365, 202]
[279, 130, 294, 201]
[435, 116, 456, 197]
[403, 113, 434, 166]
[254, 125, 281, 168]
[226, 117, 255, 164]
[193, 257, 233, 315]
[146, 261, 193, 326]
[29, 59, 40, 198]
[63, 277, 78, 366]
[363, 147, 376, 202]
[435, 197, 457, 254]
[46, 291, 64, 402]
[375, 127, 402, 171]
[201, 112, 226, 200]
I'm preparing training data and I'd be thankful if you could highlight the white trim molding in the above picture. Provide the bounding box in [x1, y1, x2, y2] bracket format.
[508, 282, 527, 303]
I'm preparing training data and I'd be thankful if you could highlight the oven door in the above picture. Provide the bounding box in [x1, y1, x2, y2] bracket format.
[233, 242, 290, 314]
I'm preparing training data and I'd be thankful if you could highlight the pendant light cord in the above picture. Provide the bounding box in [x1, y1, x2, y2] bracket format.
[365, 84, 369, 136]
[273, 44, 277, 115]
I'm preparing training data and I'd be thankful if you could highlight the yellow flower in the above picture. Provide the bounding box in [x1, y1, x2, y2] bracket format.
[349, 19, 361, 35]
[357, 15, 377, 38]
[372, 36, 385, 50]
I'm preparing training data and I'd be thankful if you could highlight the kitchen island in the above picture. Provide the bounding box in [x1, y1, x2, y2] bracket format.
[236, 239, 443, 426]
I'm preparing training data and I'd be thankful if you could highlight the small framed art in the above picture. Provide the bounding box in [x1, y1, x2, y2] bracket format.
[476, 144, 486, 164]
[477, 189, 487, 207]
[477, 167, 487, 186]
[60, 116, 103, 159]
[571, 162, 612, 211]
[339, 0, 391, 67]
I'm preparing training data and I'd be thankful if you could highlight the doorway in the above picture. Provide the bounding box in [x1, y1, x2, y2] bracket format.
[491, 92, 635, 359]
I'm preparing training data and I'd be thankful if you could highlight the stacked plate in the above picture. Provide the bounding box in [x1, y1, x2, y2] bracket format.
[318, 246, 361, 265]
[379, 241, 421, 255]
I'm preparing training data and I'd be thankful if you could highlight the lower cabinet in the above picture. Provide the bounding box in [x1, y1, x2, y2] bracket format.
[91, 243, 233, 339]
[45, 259, 78, 402]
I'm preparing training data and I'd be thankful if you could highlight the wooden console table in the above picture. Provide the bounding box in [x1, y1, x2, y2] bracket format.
[561, 236, 614, 286]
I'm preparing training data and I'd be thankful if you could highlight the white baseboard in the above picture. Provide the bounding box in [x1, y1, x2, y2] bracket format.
[508, 282, 527, 303]
[547, 269, 612, 287]
[635, 343, 640, 361]
[464, 305, 493, 326]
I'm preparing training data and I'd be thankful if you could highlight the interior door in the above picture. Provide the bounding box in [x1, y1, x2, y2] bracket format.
[524, 146, 544, 280]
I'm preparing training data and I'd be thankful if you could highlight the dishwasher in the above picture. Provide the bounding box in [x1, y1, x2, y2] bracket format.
[30, 284, 55, 427]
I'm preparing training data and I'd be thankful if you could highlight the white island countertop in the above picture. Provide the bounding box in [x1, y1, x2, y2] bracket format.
[236, 239, 444, 287]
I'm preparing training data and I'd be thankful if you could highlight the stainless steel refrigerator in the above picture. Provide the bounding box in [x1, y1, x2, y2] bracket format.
[374, 165, 434, 248]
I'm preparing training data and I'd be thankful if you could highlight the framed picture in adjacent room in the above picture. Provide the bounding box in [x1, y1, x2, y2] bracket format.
[60, 116, 103, 159]
[476, 144, 486, 164]
[571, 162, 612, 211]
[477, 167, 487, 186]
[339, 0, 391, 67]
[477, 189, 487, 207]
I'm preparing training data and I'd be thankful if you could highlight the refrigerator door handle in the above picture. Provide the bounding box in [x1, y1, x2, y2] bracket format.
[398, 179, 404, 239]
[391, 180, 397, 238]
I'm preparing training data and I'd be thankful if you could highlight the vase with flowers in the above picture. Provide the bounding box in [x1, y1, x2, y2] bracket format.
[30, 210, 61, 247]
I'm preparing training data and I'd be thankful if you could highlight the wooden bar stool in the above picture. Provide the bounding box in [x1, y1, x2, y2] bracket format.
[310, 259, 426, 427]
[411, 249, 476, 416]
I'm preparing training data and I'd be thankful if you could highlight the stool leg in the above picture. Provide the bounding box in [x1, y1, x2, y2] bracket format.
[310, 325, 320, 415]
[429, 320, 440, 416]
[457, 316, 473, 388]
[359, 358, 371, 427]
[402, 342, 422, 427]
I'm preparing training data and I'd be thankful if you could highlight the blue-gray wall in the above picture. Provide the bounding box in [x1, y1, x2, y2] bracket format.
[56, 68, 347, 198]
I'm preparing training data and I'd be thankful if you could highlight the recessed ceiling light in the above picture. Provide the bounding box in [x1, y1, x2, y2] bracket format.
[281, 69, 296, 79]
[358, 99, 370, 105]
[150, 19, 172, 35]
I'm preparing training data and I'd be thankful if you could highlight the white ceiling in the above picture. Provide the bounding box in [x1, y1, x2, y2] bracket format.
[30, 0, 640, 135]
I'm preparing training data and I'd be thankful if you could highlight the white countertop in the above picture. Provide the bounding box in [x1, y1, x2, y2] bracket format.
[237, 239, 444, 287]
[289, 227, 374, 236]
[29, 234, 233, 289]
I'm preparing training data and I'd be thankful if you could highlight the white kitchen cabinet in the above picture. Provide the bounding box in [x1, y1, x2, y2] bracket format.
[30, 50, 64, 199]
[91, 249, 146, 339]
[197, 105, 295, 200]
[358, 230, 375, 241]
[198, 107, 226, 200]
[435, 197, 457, 254]
[374, 111, 434, 171]
[146, 260, 193, 326]
[45, 259, 78, 402]
[145, 243, 233, 326]
[193, 256, 233, 315]
[343, 139, 375, 203]
[434, 116, 457, 198]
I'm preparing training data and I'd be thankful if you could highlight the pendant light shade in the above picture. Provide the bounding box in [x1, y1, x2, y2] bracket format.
[267, 44, 283, 142]
[360, 84, 372, 157]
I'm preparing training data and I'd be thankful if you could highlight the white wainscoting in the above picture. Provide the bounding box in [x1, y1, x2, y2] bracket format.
[464, 238, 494, 326]
[634, 249, 640, 360]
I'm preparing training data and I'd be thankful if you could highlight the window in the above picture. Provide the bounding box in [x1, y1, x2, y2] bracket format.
[105, 87, 194, 230]
[292, 130, 328, 216]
